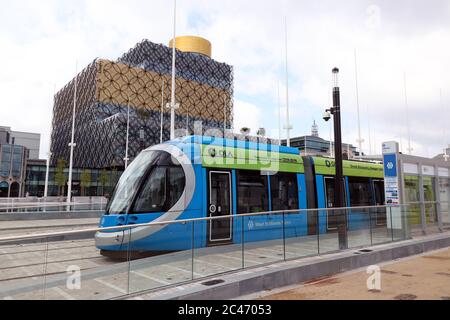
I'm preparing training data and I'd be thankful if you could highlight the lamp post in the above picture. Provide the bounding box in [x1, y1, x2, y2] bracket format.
[124, 98, 130, 169]
[67, 62, 77, 205]
[167, 0, 179, 140]
[324, 67, 347, 250]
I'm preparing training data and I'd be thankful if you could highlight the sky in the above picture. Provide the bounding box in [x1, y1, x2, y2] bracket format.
[0, 0, 449, 159]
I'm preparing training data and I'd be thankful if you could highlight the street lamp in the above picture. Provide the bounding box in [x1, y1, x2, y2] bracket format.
[124, 98, 130, 169]
[324, 67, 348, 250]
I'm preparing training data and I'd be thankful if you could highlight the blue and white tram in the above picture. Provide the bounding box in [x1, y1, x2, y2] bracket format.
[95, 136, 385, 256]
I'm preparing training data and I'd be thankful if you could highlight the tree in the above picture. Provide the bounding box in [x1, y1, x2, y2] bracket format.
[55, 158, 67, 196]
[80, 169, 91, 197]
[110, 167, 120, 195]
[98, 169, 110, 196]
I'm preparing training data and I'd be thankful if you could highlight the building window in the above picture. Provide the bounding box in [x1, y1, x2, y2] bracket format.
[270, 173, 299, 211]
[236, 170, 269, 214]
[0, 181, 9, 198]
[1, 145, 12, 177]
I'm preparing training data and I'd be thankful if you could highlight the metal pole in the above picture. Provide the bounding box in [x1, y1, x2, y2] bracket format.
[45, 86, 56, 199]
[169, 0, 178, 140]
[404, 72, 412, 155]
[277, 81, 282, 141]
[331, 67, 347, 250]
[67, 61, 77, 204]
[160, 79, 165, 144]
[124, 99, 130, 169]
[44, 152, 51, 198]
[284, 17, 292, 147]
[354, 49, 364, 157]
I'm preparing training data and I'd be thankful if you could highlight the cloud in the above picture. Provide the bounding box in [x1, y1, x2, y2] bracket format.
[1, 0, 449, 159]
[232, 100, 263, 136]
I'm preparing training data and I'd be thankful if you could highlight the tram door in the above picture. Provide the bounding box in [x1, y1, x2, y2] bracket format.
[208, 171, 233, 244]
[373, 180, 387, 226]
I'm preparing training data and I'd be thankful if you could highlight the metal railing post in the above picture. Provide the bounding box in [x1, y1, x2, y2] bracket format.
[42, 238, 49, 300]
[390, 206, 394, 242]
[282, 212, 286, 261]
[368, 208, 373, 246]
[126, 227, 132, 295]
[241, 216, 245, 269]
[191, 221, 195, 280]
[317, 209, 320, 255]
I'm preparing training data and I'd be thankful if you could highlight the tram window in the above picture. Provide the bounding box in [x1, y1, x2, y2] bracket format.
[324, 177, 346, 208]
[133, 167, 167, 213]
[167, 167, 185, 207]
[348, 177, 372, 207]
[237, 170, 269, 214]
[271, 173, 299, 210]
[373, 180, 385, 205]
[133, 166, 186, 214]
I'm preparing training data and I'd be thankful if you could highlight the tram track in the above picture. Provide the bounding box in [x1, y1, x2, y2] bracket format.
[0, 243, 96, 256]
[0, 254, 114, 283]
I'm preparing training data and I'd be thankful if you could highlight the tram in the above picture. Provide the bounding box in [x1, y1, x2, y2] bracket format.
[95, 136, 385, 255]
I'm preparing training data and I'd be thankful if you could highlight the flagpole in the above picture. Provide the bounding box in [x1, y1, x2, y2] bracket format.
[168, 0, 179, 140]
[67, 61, 77, 204]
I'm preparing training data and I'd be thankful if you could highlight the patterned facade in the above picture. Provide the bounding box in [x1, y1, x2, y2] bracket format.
[50, 39, 234, 169]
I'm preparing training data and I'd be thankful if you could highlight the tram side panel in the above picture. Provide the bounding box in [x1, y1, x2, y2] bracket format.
[235, 172, 308, 245]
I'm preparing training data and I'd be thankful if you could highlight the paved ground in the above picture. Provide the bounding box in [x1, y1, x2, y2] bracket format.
[254, 248, 450, 300]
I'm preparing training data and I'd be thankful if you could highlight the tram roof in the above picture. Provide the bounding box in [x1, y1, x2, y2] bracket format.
[169, 136, 300, 155]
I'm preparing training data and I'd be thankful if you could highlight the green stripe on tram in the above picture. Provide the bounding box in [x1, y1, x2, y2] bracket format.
[201, 145, 304, 173]
[313, 157, 384, 178]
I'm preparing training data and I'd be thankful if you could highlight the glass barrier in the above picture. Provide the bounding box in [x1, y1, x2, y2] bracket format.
[242, 213, 284, 269]
[284, 210, 319, 260]
[347, 207, 372, 249]
[371, 206, 392, 245]
[318, 208, 340, 254]
[0, 203, 436, 300]
[442, 201, 450, 230]
[128, 222, 194, 295]
[192, 217, 243, 279]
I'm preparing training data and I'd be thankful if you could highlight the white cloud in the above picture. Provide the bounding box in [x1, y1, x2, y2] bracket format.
[232, 100, 262, 135]
[1, 0, 449, 159]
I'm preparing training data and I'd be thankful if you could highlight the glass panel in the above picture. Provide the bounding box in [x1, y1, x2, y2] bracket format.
[404, 176, 422, 232]
[347, 207, 372, 248]
[243, 213, 284, 268]
[319, 208, 340, 253]
[423, 177, 438, 231]
[0, 237, 53, 300]
[128, 222, 194, 295]
[194, 218, 242, 279]
[284, 209, 318, 259]
[439, 178, 450, 229]
[371, 206, 392, 245]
